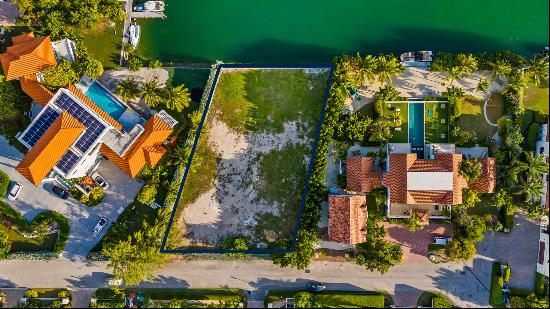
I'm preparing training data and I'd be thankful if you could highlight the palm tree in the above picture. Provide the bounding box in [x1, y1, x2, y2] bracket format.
[488, 59, 512, 81]
[140, 78, 162, 107]
[358, 54, 378, 85]
[456, 53, 478, 76]
[444, 66, 462, 86]
[497, 159, 523, 190]
[162, 84, 191, 112]
[506, 69, 527, 96]
[527, 55, 549, 86]
[375, 55, 404, 86]
[115, 78, 139, 102]
[519, 151, 549, 181]
[516, 177, 544, 204]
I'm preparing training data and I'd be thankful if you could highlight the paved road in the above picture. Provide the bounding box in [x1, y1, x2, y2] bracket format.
[0, 258, 490, 308]
[0, 136, 142, 259]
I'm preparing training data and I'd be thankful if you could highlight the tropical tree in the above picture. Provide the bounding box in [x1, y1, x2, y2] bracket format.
[115, 78, 139, 102]
[127, 57, 143, 72]
[358, 54, 378, 85]
[375, 54, 404, 86]
[488, 59, 512, 81]
[140, 78, 162, 107]
[519, 151, 549, 181]
[456, 53, 478, 76]
[149, 59, 163, 69]
[476, 78, 489, 92]
[0, 230, 10, 259]
[497, 159, 524, 190]
[516, 178, 545, 204]
[445, 239, 476, 261]
[444, 66, 462, 86]
[162, 84, 191, 112]
[368, 119, 392, 143]
[407, 212, 423, 232]
[506, 69, 528, 97]
[526, 55, 549, 86]
[460, 158, 482, 182]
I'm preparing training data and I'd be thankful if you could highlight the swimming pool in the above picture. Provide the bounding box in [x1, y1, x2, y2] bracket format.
[408, 103, 424, 147]
[85, 82, 126, 120]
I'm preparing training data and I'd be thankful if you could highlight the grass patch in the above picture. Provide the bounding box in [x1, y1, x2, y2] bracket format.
[316, 292, 385, 308]
[525, 79, 549, 116]
[428, 244, 446, 253]
[76, 22, 124, 69]
[458, 96, 498, 142]
[486, 93, 505, 124]
[384, 102, 408, 143]
[210, 71, 254, 133]
[425, 102, 449, 144]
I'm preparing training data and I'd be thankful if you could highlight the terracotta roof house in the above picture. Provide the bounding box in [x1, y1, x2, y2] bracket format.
[345, 144, 497, 220]
[328, 194, 367, 245]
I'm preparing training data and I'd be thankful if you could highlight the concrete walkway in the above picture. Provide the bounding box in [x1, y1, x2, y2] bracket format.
[70, 288, 95, 308]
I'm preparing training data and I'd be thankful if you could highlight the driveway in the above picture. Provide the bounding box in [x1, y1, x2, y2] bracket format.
[0, 136, 142, 260]
[475, 212, 540, 290]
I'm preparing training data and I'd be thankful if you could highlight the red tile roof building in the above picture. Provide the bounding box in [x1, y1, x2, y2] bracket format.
[0, 32, 56, 81]
[328, 194, 367, 244]
[346, 157, 383, 192]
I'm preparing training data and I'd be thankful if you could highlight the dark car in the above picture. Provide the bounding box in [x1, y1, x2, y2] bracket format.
[52, 185, 69, 199]
[306, 281, 326, 293]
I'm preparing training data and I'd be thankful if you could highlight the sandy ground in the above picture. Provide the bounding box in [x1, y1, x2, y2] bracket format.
[181, 119, 310, 247]
[344, 68, 506, 113]
[0, 1, 19, 26]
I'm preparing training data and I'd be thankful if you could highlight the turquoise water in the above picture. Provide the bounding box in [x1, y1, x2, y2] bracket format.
[85, 82, 126, 119]
[409, 103, 424, 147]
[136, 0, 549, 63]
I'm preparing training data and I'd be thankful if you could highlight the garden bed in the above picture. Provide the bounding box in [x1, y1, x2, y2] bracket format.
[424, 102, 449, 144]
[383, 102, 408, 143]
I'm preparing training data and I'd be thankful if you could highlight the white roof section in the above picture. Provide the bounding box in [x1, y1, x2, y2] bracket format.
[407, 172, 453, 191]
[51, 38, 77, 62]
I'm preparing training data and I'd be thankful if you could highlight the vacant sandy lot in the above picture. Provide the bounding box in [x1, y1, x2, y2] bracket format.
[181, 119, 310, 247]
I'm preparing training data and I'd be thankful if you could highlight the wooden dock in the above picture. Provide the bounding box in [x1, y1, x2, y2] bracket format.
[131, 11, 166, 19]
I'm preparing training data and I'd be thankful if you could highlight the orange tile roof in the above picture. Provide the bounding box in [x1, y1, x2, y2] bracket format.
[16, 112, 84, 185]
[469, 158, 496, 193]
[383, 153, 468, 205]
[19, 75, 54, 106]
[411, 209, 430, 225]
[100, 115, 173, 177]
[64, 84, 124, 131]
[11, 32, 36, 45]
[346, 156, 383, 192]
[0, 32, 56, 81]
[328, 195, 367, 245]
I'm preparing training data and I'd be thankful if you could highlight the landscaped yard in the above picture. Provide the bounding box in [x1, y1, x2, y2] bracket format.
[384, 102, 408, 143]
[172, 68, 329, 250]
[77, 22, 124, 69]
[486, 93, 505, 124]
[458, 96, 498, 143]
[525, 79, 549, 116]
[425, 102, 449, 144]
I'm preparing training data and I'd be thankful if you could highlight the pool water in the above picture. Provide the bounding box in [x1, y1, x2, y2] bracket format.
[408, 103, 424, 147]
[85, 82, 126, 120]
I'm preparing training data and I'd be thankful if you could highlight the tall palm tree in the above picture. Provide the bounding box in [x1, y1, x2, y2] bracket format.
[497, 159, 523, 190]
[162, 84, 191, 112]
[140, 78, 162, 107]
[488, 59, 512, 81]
[358, 54, 378, 85]
[519, 151, 549, 180]
[445, 66, 462, 86]
[375, 54, 404, 86]
[456, 53, 478, 76]
[506, 69, 528, 96]
[516, 177, 544, 204]
[527, 55, 549, 86]
[115, 78, 139, 102]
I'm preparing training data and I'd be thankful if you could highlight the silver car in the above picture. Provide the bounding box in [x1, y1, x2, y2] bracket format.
[7, 182, 22, 201]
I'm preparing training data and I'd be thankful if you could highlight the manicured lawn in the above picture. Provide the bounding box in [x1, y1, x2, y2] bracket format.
[425, 102, 449, 144]
[77, 22, 124, 69]
[525, 79, 549, 116]
[316, 293, 385, 308]
[384, 102, 408, 143]
[486, 93, 505, 124]
[458, 96, 498, 142]
[0, 223, 57, 252]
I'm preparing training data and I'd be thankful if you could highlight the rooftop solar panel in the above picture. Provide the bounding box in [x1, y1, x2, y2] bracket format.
[55, 92, 106, 153]
[56, 149, 81, 174]
[21, 107, 60, 147]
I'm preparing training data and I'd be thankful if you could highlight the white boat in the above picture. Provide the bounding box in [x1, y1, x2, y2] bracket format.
[128, 24, 141, 48]
[399, 51, 433, 67]
[134, 1, 165, 12]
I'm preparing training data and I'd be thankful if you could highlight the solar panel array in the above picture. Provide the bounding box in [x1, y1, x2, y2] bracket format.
[21, 107, 60, 147]
[55, 92, 106, 153]
[56, 149, 81, 174]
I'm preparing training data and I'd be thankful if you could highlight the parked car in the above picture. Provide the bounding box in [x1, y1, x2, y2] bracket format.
[7, 182, 22, 201]
[91, 172, 109, 190]
[93, 217, 108, 236]
[306, 281, 326, 293]
[51, 185, 69, 199]
[433, 236, 452, 245]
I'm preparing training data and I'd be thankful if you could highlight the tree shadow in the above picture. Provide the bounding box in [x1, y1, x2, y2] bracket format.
[0, 277, 16, 288]
[139, 276, 189, 289]
[65, 272, 111, 288]
[393, 284, 423, 307]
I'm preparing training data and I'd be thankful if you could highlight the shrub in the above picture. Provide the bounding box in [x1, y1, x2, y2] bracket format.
[510, 296, 526, 308]
[294, 292, 319, 308]
[526, 293, 549, 308]
[374, 85, 399, 118]
[136, 182, 159, 205]
[430, 53, 457, 71]
[489, 262, 505, 307]
[0, 170, 10, 198]
[149, 59, 162, 69]
[127, 57, 143, 72]
[84, 187, 105, 207]
[336, 174, 346, 188]
[24, 289, 38, 298]
[57, 290, 70, 298]
[0, 230, 10, 259]
[504, 267, 511, 282]
[535, 273, 546, 296]
[451, 127, 477, 147]
[526, 123, 540, 151]
[432, 296, 453, 308]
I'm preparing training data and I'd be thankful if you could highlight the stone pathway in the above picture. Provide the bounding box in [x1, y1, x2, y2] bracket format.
[70, 288, 95, 308]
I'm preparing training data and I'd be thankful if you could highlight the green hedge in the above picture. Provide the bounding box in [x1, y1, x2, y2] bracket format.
[526, 123, 540, 151]
[432, 296, 453, 308]
[0, 170, 10, 198]
[535, 273, 546, 296]
[510, 296, 526, 308]
[490, 262, 506, 307]
[0, 201, 69, 254]
[317, 293, 385, 308]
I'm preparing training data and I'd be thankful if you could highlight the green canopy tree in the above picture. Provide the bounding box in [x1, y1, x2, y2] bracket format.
[78, 58, 104, 80]
[115, 78, 139, 102]
[0, 230, 10, 259]
[375, 54, 404, 86]
[368, 119, 392, 144]
[162, 84, 191, 112]
[445, 239, 476, 261]
[354, 221, 403, 273]
[460, 158, 482, 183]
[407, 212, 423, 232]
[42, 59, 79, 89]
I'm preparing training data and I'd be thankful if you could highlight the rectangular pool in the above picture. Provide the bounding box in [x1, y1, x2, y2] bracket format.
[85, 82, 127, 120]
[408, 102, 424, 147]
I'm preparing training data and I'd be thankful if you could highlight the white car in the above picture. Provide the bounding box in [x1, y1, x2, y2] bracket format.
[91, 172, 109, 190]
[93, 217, 108, 236]
[433, 237, 452, 245]
[7, 182, 22, 201]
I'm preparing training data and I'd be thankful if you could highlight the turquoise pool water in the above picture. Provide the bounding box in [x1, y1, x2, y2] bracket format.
[409, 103, 424, 147]
[85, 82, 126, 120]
